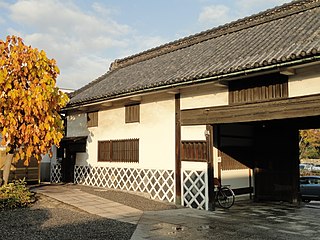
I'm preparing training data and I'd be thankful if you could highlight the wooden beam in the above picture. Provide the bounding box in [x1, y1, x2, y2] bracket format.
[101, 102, 113, 107]
[175, 94, 182, 205]
[206, 125, 215, 211]
[280, 68, 296, 76]
[78, 106, 88, 111]
[167, 90, 180, 95]
[129, 96, 142, 102]
[181, 94, 320, 125]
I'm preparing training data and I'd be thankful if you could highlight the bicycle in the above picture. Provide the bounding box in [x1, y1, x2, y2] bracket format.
[214, 184, 235, 209]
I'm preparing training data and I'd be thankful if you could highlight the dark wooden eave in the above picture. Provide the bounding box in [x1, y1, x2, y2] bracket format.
[181, 94, 320, 125]
[61, 136, 88, 143]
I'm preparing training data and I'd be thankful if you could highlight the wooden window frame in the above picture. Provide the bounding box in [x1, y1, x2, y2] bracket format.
[125, 104, 140, 123]
[87, 111, 98, 127]
[98, 139, 139, 163]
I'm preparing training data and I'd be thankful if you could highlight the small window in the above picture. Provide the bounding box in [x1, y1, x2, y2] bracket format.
[181, 141, 207, 162]
[98, 139, 139, 163]
[87, 111, 98, 127]
[125, 104, 140, 123]
[229, 74, 288, 104]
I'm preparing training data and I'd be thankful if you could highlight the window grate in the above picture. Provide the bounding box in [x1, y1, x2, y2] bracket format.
[98, 139, 139, 163]
[181, 141, 207, 162]
[87, 111, 98, 127]
[125, 104, 140, 123]
[229, 74, 288, 104]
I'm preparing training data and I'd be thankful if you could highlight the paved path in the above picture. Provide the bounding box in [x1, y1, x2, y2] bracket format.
[34, 185, 320, 240]
[34, 185, 143, 225]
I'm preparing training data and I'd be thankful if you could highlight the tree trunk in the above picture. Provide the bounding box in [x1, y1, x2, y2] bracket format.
[2, 153, 13, 185]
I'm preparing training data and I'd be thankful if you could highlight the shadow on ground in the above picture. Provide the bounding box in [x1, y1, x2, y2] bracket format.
[0, 195, 135, 240]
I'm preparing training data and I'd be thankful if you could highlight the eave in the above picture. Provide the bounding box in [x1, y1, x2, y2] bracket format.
[63, 54, 320, 112]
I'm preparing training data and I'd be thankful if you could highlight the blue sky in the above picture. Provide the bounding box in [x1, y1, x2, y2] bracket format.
[0, 0, 291, 90]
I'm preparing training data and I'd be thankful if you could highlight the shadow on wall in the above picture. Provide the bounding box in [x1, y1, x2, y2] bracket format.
[67, 113, 91, 138]
[76, 130, 93, 166]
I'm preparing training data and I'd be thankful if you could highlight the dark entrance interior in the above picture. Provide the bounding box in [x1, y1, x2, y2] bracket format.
[215, 116, 320, 203]
[58, 137, 87, 183]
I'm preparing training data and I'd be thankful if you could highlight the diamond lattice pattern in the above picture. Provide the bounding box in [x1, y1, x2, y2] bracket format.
[50, 163, 62, 183]
[74, 165, 175, 203]
[182, 169, 208, 210]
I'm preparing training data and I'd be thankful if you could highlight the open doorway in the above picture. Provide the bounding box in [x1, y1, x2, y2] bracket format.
[215, 116, 320, 203]
[58, 137, 87, 183]
[299, 129, 320, 176]
[299, 129, 320, 203]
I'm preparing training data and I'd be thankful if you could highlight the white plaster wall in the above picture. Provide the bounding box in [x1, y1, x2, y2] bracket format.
[180, 84, 228, 110]
[289, 65, 320, 97]
[181, 160, 208, 171]
[221, 169, 251, 189]
[213, 147, 220, 179]
[41, 154, 51, 163]
[40, 146, 57, 182]
[76, 152, 89, 166]
[71, 95, 176, 170]
[181, 125, 206, 141]
[41, 146, 57, 163]
[67, 113, 90, 137]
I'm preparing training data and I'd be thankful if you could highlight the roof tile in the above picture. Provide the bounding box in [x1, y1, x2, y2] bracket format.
[69, 0, 320, 106]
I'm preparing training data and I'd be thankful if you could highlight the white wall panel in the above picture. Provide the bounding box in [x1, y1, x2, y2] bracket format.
[68, 95, 176, 170]
[289, 65, 320, 97]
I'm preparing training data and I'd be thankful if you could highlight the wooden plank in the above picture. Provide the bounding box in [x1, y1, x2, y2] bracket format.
[220, 151, 248, 170]
[181, 94, 320, 125]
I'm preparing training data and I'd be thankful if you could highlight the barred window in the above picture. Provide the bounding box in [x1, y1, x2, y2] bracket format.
[125, 104, 140, 123]
[229, 74, 288, 104]
[87, 111, 98, 127]
[181, 141, 207, 162]
[98, 139, 139, 163]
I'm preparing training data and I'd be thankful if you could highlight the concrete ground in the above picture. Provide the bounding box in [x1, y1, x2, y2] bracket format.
[132, 201, 320, 239]
[33, 185, 320, 240]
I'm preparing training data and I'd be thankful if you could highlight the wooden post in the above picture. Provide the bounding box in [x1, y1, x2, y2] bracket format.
[3, 153, 13, 185]
[292, 127, 300, 204]
[206, 125, 215, 211]
[249, 168, 252, 200]
[38, 161, 41, 184]
[175, 94, 181, 205]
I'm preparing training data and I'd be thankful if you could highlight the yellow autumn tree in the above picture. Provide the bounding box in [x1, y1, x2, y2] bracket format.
[0, 35, 69, 185]
[300, 129, 320, 159]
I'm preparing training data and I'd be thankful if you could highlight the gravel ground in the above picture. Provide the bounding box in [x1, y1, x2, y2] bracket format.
[0, 194, 136, 240]
[64, 184, 178, 211]
[0, 184, 178, 240]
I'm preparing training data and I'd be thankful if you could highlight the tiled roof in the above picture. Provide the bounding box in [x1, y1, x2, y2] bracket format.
[69, 0, 320, 107]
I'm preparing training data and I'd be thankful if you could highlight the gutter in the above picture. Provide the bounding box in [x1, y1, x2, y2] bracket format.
[64, 55, 320, 111]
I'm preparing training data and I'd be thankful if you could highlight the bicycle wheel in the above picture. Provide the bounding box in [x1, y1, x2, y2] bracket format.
[217, 187, 235, 209]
